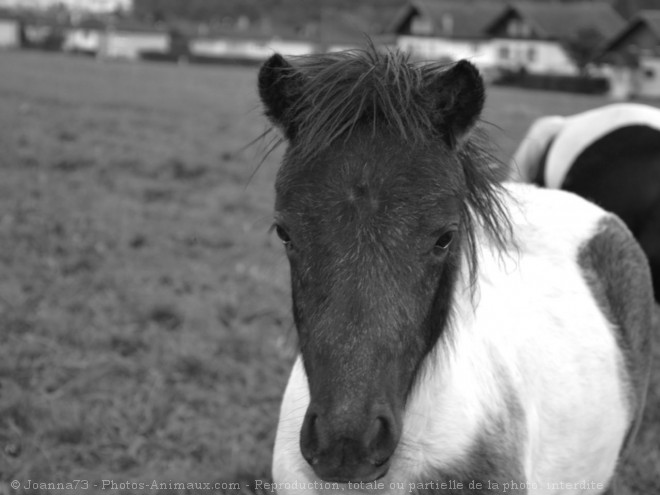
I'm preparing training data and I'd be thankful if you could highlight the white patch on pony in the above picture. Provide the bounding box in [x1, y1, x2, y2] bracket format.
[480, 184, 629, 492]
[544, 103, 660, 188]
[272, 184, 630, 495]
[272, 358, 334, 493]
[510, 115, 566, 183]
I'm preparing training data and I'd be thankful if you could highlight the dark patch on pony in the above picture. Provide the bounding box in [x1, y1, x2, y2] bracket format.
[577, 215, 654, 460]
[562, 125, 660, 301]
[258, 47, 514, 288]
[562, 125, 660, 233]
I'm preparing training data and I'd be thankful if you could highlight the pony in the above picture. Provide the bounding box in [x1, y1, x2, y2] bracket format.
[510, 103, 660, 302]
[257, 49, 654, 494]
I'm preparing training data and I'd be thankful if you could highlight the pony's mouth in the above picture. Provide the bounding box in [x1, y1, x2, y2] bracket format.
[315, 461, 390, 484]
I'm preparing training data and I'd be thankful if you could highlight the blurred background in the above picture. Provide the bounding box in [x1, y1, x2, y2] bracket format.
[0, 0, 658, 494]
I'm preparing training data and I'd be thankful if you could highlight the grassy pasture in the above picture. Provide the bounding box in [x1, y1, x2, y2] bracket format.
[0, 49, 657, 494]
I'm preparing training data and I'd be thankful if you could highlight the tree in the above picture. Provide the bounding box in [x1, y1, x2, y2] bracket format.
[565, 27, 607, 73]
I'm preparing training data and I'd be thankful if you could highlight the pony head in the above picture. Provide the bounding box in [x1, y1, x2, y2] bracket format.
[259, 48, 510, 483]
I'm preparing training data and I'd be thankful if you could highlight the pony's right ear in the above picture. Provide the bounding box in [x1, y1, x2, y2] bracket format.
[258, 53, 304, 141]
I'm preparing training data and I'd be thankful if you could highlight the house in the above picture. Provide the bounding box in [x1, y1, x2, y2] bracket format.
[60, 0, 132, 14]
[485, 1, 625, 75]
[65, 20, 169, 60]
[387, 0, 504, 70]
[63, 18, 105, 54]
[0, 11, 19, 48]
[189, 25, 316, 63]
[0, 0, 131, 14]
[187, 9, 394, 63]
[598, 10, 660, 98]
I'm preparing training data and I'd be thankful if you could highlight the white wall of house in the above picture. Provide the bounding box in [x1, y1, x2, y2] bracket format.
[396, 35, 497, 68]
[326, 43, 357, 52]
[0, 0, 131, 13]
[398, 35, 479, 61]
[65, 0, 132, 13]
[491, 38, 578, 75]
[326, 41, 389, 53]
[268, 39, 315, 57]
[637, 56, 660, 98]
[191, 37, 314, 61]
[598, 58, 660, 100]
[0, 18, 18, 48]
[598, 65, 634, 100]
[100, 30, 168, 59]
[192, 39, 273, 60]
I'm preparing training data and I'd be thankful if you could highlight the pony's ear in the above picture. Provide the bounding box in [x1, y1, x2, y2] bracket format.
[258, 53, 304, 140]
[427, 60, 484, 147]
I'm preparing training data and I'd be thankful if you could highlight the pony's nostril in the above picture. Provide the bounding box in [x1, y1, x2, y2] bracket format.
[300, 411, 320, 466]
[368, 415, 394, 451]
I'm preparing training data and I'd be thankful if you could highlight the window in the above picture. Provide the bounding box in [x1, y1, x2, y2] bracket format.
[499, 45, 510, 60]
[527, 46, 536, 62]
[506, 18, 532, 38]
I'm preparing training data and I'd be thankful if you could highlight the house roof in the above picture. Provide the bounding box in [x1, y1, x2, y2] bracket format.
[387, 0, 506, 39]
[600, 9, 660, 53]
[640, 9, 660, 37]
[0, 8, 18, 21]
[486, 1, 625, 41]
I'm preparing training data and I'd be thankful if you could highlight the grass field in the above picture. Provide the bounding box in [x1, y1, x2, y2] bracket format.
[0, 49, 657, 494]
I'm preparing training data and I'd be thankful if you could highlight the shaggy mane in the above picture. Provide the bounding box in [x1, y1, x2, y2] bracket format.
[284, 48, 452, 156]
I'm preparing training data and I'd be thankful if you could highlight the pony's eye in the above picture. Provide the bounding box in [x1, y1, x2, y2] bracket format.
[275, 224, 291, 245]
[434, 231, 455, 252]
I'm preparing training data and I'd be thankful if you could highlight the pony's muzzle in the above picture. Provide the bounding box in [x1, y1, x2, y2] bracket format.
[299, 405, 399, 483]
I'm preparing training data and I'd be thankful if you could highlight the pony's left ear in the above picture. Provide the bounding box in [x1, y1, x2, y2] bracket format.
[258, 53, 304, 140]
[427, 60, 485, 147]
